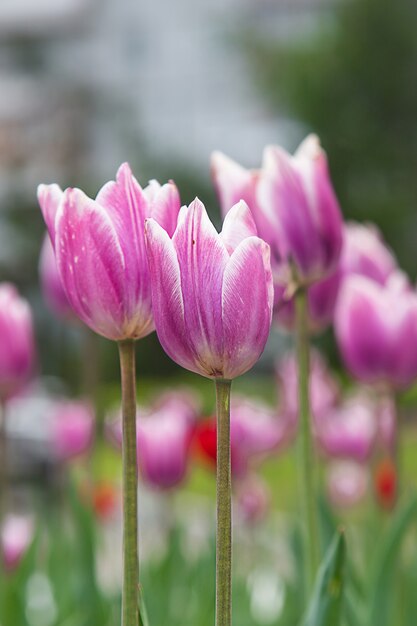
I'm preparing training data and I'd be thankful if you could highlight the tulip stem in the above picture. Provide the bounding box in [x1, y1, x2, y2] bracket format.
[215, 378, 232, 626]
[118, 339, 139, 626]
[295, 288, 319, 594]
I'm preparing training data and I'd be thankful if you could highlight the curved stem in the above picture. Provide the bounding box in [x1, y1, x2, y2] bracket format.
[215, 379, 232, 626]
[295, 288, 319, 594]
[118, 340, 139, 626]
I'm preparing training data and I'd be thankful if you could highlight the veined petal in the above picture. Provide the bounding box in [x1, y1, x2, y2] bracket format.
[37, 184, 64, 245]
[145, 180, 181, 237]
[387, 295, 417, 388]
[220, 200, 257, 254]
[211, 151, 258, 218]
[222, 236, 273, 379]
[55, 188, 127, 340]
[145, 218, 198, 373]
[172, 199, 229, 373]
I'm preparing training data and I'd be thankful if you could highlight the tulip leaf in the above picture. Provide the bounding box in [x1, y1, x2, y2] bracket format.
[299, 529, 346, 626]
[139, 586, 150, 626]
[367, 495, 417, 626]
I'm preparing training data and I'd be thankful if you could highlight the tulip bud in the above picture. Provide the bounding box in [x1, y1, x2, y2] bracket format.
[1, 514, 33, 572]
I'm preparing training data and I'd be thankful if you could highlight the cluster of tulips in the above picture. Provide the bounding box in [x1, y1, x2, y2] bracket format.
[1, 133, 416, 625]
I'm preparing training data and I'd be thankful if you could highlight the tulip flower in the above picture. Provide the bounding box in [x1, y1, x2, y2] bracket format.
[236, 476, 270, 525]
[0, 284, 35, 402]
[39, 234, 74, 320]
[315, 393, 377, 462]
[340, 221, 397, 284]
[50, 400, 94, 462]
[335, 273, 417, 389]
[146, 198, 273, 626]
[1, 514, 34, 572]
[37, 165, 180, 626]
[326, 462, 368, 509]
[374, 457, 397, 511]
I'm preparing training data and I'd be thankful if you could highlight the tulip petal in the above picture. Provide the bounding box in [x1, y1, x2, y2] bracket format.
[220, 200, 258, 254]
[37, 184, 64, 245]
[145, 180, 181, 237]
[55, 188, 128, 339]
[222, 236, 273, 379]
[211, 151, 258, 217]
[173, 199, 229, 373]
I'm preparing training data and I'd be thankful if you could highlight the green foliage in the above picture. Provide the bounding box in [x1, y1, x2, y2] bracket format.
[244, 0, 417, 275]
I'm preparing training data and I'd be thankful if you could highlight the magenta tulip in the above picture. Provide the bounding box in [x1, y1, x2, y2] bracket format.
[335, 273, 417, 389]
[1, 515, 33, 572]
[212, 135, 343, 286]
[0, 284, 35, 401]
[326, 461, 368, 509]
[340, 221, 397, 284]
[39, 234, 74, 320]
[315, 393, 377, 462]
[37, 164, 181, 341]
[145, 199, 273, 380]
[50, 400, 94, 462]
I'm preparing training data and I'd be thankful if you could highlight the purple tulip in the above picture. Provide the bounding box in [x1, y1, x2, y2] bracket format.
[274, 268, 341, 334]
[50, 400, 94, 462]
[1, 514, 34, 572]
[37, 164, 181, 341]
[0, 284, 35, 401]
[108, 392, 198, 490]
[145, 199, 273, 379]
[340, 221, 397, 284]
[276, 350, 340, 424]
[326, 461, 368, 509]
[335, 273, 417, 389]
[39, 234, 74, 320]
[315, 392, 377, 462]
[212, 135, 343, 286]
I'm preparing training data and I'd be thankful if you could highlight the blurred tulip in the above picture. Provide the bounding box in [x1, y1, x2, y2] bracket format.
[195, 396, 291, 478]
[377, 396, 397, 454]
[315, 393, 377, 462]
[37, 164, 181, 341]
[145, 199, 273, 379]
[1, 514, 33, 572]
[374, 457, 397, 511]
[326, 461, 368, 509]
[276, 350, 340, 424]
[0, 284, 35, 401]
[236, 476, 270, 525]
[273, 268, 341, 334]
[108, 392, 198, 490]
[340, 221, 397, 284]
[92, 481, 119, 521]
[212, 135, 343, 286]
[335, 273, 417, 389]
[50, 400, 94, 462]
[39, 234, 74, 320]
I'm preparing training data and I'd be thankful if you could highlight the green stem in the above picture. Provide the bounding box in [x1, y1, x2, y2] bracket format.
[295, 288, 319, 594]
[215, 378, 232, 626]
[118, 340, 139, 626]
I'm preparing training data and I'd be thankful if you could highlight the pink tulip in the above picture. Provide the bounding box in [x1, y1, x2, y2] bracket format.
[1, 515, 34, 572]
[212, 134, 343, 286]
[315, 392, 377, 462]
[39, 234, 74, 320]
[236, 476, 270, 525]
[0, 284, 35, 401]
[50, 400, 94, 462]
[340, 221, 397, 284]
[108, 392, 198, 490]
[335, 273, 417, 389]
[276, 350, 340, 424]
[326, 461, 369, 509]
[145, 199, 273, 380]
[37, 165, 181, 341]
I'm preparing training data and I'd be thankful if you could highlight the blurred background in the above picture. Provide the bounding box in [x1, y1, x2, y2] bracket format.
[1, 1, 417, 623]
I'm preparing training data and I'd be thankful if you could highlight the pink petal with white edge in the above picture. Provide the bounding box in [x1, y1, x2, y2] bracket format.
[173, 199, 229, 372]
[145, 218, 198, 374]
[222, 236, 273, 379]
[37, 183, 64, 245]
[220, 200, 258, 254]
[211, 151, 257, 218]
[55, 188, 128, 340]
[146, 181, 181, 237]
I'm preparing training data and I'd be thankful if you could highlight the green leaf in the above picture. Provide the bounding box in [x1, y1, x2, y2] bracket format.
[300, 530, 346, 626]
[138, 585, 150, 626]
[367, 495, 417, 626]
